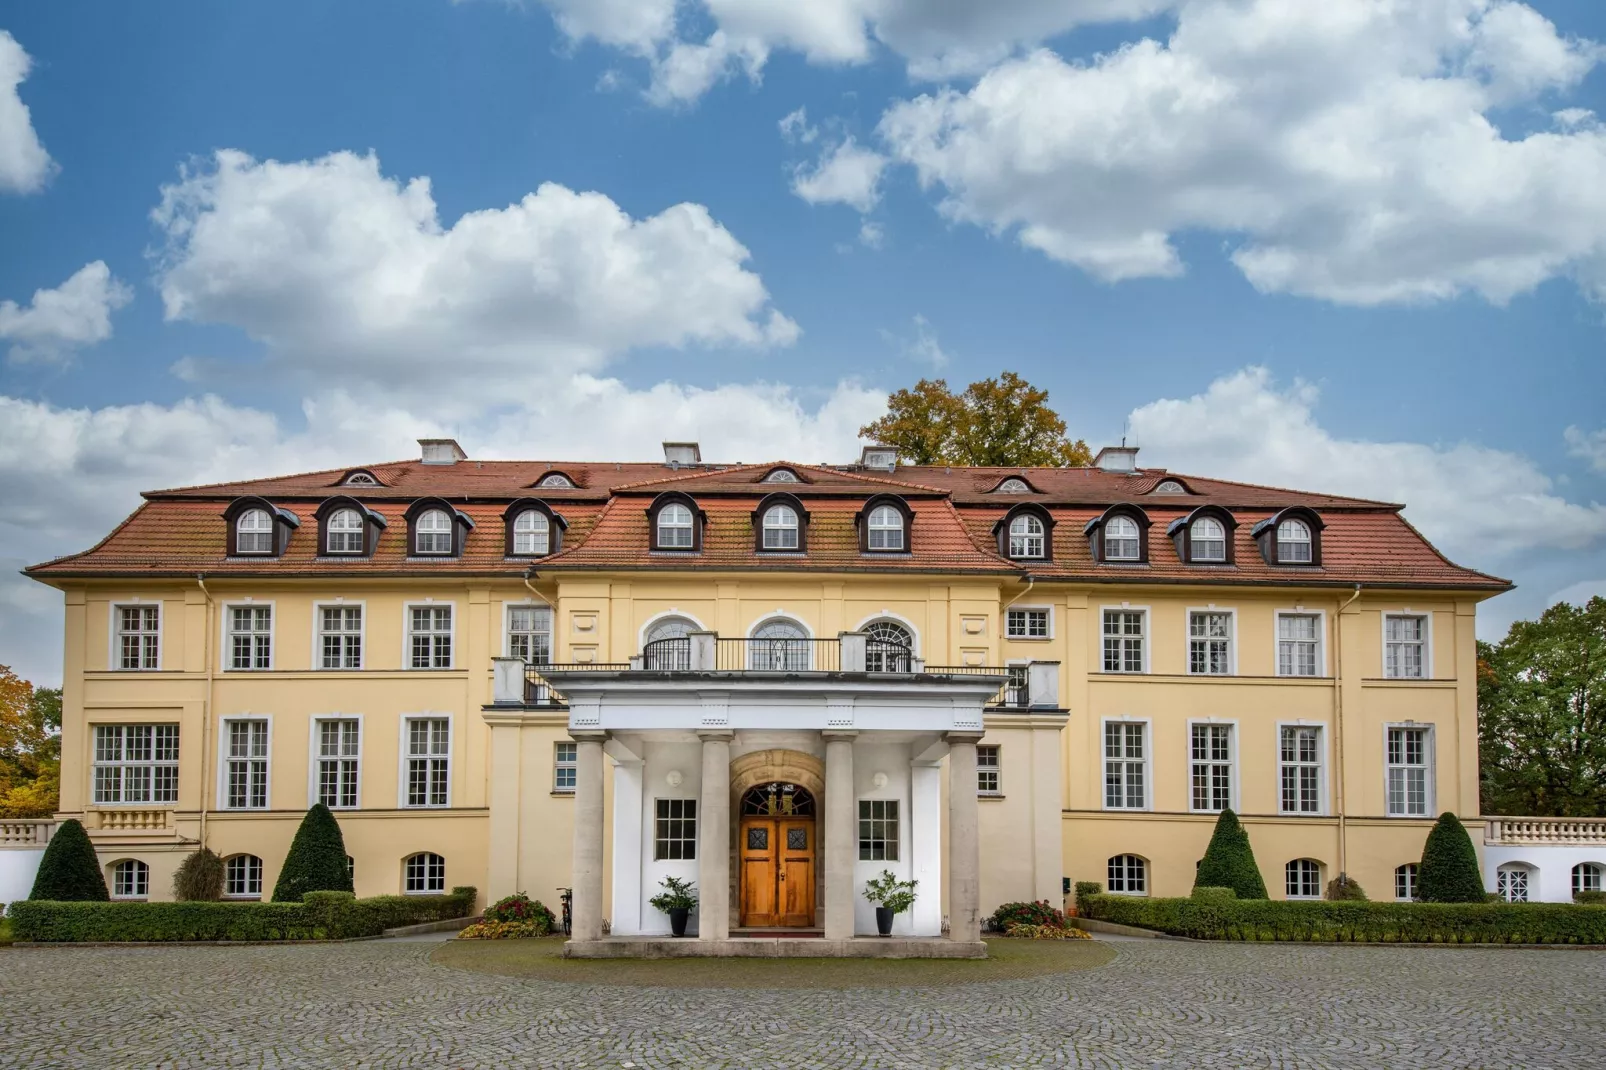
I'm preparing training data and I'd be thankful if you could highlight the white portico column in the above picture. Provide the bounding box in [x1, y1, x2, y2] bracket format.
[946, 731, 984, 942]
[697, 731, 734, 941]
[569, 730, 608, 942]
[823, 730, 858, 941]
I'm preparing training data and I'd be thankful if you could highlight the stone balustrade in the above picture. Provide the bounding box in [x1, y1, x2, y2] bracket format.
[96, 809, 170, 832]
[1484, 817, 1606, 844]
[0, 820, 56, 846]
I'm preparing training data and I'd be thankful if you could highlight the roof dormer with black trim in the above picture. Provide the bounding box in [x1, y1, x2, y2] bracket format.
[1251, 506, 1324, 567]
[856, 493, 914, 554]
[404, 497, 475, 558]
[752, 491, 809, 553]
[993, 502, 1055, 562]
[1167, 504, 1239, 566]
[647, 491, 705, 552]
[223, 497, 300, 558]
[314, 496, 388, 558]
[503, 498, 567, 558]
[1083, 504, 1150, 564]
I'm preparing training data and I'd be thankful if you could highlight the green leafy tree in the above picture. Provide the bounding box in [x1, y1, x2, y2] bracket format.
[271, 804, 354, 902]
[1417, 811, 1486, 902]
[173, 847, 225, 901]
[28, 818, 108, 901]
[1192, 809, 1268, 899]
[859, 373, 1093, 467]
[1478, 596, 1606, 816]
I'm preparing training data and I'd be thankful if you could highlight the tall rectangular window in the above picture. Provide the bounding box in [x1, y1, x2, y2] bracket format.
[977, 745, 1001, 795]
[1277, 613, 1321, 677]
[654, 798, 697, 860]
[553, 742, 577, 792]
[1190, 724, 1233, 812]
[1386, 726, 1431, 816]
[1104, 721, 1147, 809]
[115, 605, 160, 670]
[1188, 611, 1233, 675]
[1102, 610, 1145, 673]
[1005, 608, 1049, 639]
[408, 606, 453, 669]
[316, 718, 360, 809]
[318, 606, 362, 670]
[93, 724, 179, 804]
[405, 717, 450, 807]
[508, 605, 552, 664]
[225, 719, 269, 809]
[1384, 615, 1427, 678]
[858, 800, 899, 860]
[1279, 726, 1323, 814]
[227, 605, 272, 670]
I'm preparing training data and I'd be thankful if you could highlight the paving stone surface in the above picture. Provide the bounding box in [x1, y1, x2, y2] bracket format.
[1, 938, 1604, 1069]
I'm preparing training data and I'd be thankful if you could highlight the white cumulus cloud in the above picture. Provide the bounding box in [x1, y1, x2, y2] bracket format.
[0, 261, 133, 364]
[0, 29, 54, 194]
[791, 137, 889, 213]
[1564, 425, 1606, 473]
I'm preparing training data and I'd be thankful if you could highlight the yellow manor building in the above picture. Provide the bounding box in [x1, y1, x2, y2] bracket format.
[26, 439, 1509, 946]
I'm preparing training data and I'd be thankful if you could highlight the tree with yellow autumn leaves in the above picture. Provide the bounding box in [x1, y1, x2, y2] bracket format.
[0, 665, 61, 818]
[858, 373, 1092, 468]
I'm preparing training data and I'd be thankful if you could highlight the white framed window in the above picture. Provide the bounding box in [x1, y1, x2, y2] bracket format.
[402, 716, 451, 807]
[225, 604, 273, 671]
[763, 468, 801, 483]
[1277, 518, 1312, 562]
[414, 508, 453, 555]
[347, 855, 356, 883]
[1395, 863, 1418, 901]
[1286, 859, 1322, 899]
[1573, 863, 1603, 896]
[1006, 607, 1050, 639]
[1189, 723, 1234, 813]
[1152, 480, 1186, 494]
[93, 724, 179, 804]
[977, 744, 1001, 795]
[1107, 854, 1147, 895]
[235, 508, 274, 554]
[314, 717, 361, 809]
[112, 859, 149, 899]
[858, 800, 899, 860]
[326, 507, 365, 554]
[1276, 612, 1323, 677]
[749, 617, 811, 670]
[225, 854, 263, 898]
[867, 505, 904, 550]
[1385, 725, 1433, 816]
[404, 852, 446, 894]
[1104, 516, 1140, 561]
[113, 603, 161, 671]
[993, 478, 1030, 494]
[643, 614, 698, 669]
[657, 503, 694, 548]
[1101, 608, 1147, 673]
[406, 604, 453, 669]
[1190, 517, 1227, 562]
[1383, 613, 1430, 678]
[221, 717, 269, 810]
[762, 504, 800, 550]
[1103, 720, 1148, 810]
[1496, 864, 1531, 903]
[1188, 610, 1234, 675]
[553, 741, 577, 793]
[1278, 725, 1324, 814]
[512, 509, 550, 555]
[507, 604, 553, 664]
[1008, 513, 1045, 558]
[864, 619, 914, 672]
[654, 798, 698, 860]
[537, 472, 574, 488]
[316, 604, 363, 670]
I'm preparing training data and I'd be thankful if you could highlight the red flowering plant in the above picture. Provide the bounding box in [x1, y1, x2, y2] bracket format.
[483, 892, 557, 932]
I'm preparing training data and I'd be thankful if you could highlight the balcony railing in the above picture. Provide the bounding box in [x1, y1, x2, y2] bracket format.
[715, 637, 843, 672]
[0, 819, 56, 847]
[1485, 817, 1606, 845]
[925, 665, 1028, 709]
[524, 662, 632, 705]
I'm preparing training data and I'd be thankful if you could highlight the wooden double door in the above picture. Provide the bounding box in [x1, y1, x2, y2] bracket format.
[739, 815, 815, 927]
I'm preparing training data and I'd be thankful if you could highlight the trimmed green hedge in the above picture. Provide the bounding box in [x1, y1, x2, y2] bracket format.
[1080, 893, 1606, 944]
[8, 886, 476, 943]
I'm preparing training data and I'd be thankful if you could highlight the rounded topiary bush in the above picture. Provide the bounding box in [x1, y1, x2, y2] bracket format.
[1325, 874, 1368, 901]
[1193, 809, 1268, 900]
[1417, 812, 1486, 903]
[29, 819, 108, 902]
[173, 848, 224, 901]
[271, 804, 354, 902]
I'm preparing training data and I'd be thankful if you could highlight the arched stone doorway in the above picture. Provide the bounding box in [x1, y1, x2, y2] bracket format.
[729, 750, 825, 928]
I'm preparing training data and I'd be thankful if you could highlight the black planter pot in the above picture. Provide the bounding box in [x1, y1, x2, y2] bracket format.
[875, 906, 894, 936]
[669, 908, 690, 937]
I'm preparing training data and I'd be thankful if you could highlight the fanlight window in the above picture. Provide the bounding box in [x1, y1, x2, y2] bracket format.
[994, 478, 1030, 494]
[865, 620, 913, 673]
[415, 508, 453, 554]
[1105, 516, 1140, 561]
[741, 782, 815, 817]
[236, 508, 274, 554]
[1008, 513, 1045, 558]
[867, 505, 904, 550]
[513, 509, 550, 555]
[750, 619, 809, 670]
[537, 473, 574, 488]
[1277, 518, 1312, 563]
[762, 505, 800, 550]
[327, 507, 364, 554]
[762, 468, 800, 483]
[643, 616, 696, 670]
[657, 503, 694, 548]
[1153, 480, 1186, 494]
[1191, 517, 1226, 562]
[343, 472, 378, 486]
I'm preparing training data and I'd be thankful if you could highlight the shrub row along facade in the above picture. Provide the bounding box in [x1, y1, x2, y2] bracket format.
[26, 439, 1509, 941]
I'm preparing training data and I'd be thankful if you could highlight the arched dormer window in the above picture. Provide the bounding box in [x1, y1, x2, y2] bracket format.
[535, 471, 575, 489]
[762, 467, 802, 484]
[990, 477, 1035, 495]
[314, 497, 386, 558]
[327, 508, 364, 553]
[404, 499, 474, 558]
[340, 469, 382, 487]
[1084, 505, 1150, 565]
[1251, 507, 1325, 567]
[223, 497, 299, 558]
[647, 493, 703, 552]
[994, 504, 1054, 561]
[1168, 506, 1238, 565]
[1151, 479, 1189, 495]
[503, 499, 566, 558]
[858, 495, 912, 553]
[762, 505, 799, 549]
[752, 493, 808, 553]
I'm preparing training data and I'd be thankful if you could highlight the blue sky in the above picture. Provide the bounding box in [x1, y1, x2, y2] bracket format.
[2, 0, 1605, 683]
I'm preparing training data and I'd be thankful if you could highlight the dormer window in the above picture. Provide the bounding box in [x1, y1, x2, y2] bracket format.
[1190, 517, 1226, 562]
[404, 499, 473, 558]
[994, 478, 1031, 494]
[659, 504, 693, 548]
[1008, 514, 1045, 558]
[1169, 506, 1238, 565]
[235, 509, 274, 554]
[314, 497, 385, 558]
[326, 508, 365, 554]
[1277, 519, 1312, 562]
[762, 505, 799, 549]
[868, 505, 904, 550]
[1152, 480, 1187, 494]
[342, 470, 379, 487]
[537, 473, 575, 489]
[762, 468, 801, 484]
[647, 493, 703, 552]
[1252, 508, 1324, 566]
[1085, 505, 1150, 564]
[415, 509, 453, 554]
[513, 510, 550, 555]
[1106, 516, 1140, 560]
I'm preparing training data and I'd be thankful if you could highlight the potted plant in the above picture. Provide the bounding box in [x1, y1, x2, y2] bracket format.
[648, 876, 698, 937]
[863, 870, 918, 937]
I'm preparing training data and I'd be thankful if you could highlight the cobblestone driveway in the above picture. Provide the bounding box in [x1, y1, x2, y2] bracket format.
[1, 938, 1602, 1069]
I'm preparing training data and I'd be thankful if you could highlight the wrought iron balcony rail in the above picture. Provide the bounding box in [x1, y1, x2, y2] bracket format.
[923, 665, 1028, 708]
[715, 637, 843, 672]
[524, 662, 632, 705]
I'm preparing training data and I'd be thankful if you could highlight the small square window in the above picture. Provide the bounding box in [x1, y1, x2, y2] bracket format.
[1006, 608, 1049, 639]
[553, 742, 577, 793]
[977, 745, 1001, 795]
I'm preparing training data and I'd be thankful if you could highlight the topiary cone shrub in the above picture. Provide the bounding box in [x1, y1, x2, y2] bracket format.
[271, 804, 353, 902]
[1193, 809, 1268, 900]
[29, 819, 108, 901]
[173, 848, 224, 901]
[1417, 812, 1486, 903]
